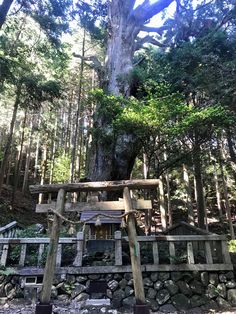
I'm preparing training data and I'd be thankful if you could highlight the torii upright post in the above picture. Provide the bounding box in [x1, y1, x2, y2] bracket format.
[123, 187, 149, 314]
[36, 188, 65, 314]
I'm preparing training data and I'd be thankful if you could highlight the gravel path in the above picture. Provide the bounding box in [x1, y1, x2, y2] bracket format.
[0, 301, 236, 314]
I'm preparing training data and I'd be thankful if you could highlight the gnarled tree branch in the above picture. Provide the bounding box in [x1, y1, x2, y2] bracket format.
[0, 0, 14, 29]
[133, 0, 174, 24]
[141, 25, 169, 34]
[135, 35, 167, 50]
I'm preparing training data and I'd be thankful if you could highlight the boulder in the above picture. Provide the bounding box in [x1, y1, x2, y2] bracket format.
[190, 295, 207, 308]
[171, 272, 182, 282]
[112, 289, 125, 308]
[219, 274, 227, 283]
[200, 272, 209, 287]
[147, 287, 157, 299]
[164, 280, 178, 296]
[227, 289, 236, 306]
[108, 280, 119, 291]
[216, 296, 231, 309]
[225, 271, 234, 280]
[143, 277, 153, 288]
[159, 273, 170, 282]
[125, 286, 134, 297]
[124, 273, 132, 281]
[159, 304, 177, 313]
[119, 279, 127, 290]
[146, 298, 159, 311]
[171, 293, 190, 310]
[226, 280, 236, 288]
[74, 292, 89, 302]
[76, 276, 88, 283]
[206, 284, 219, 299]
[150, 273, 158, 282]
[209, 274, 219, 286]
[71, 283, 86, 298]
[217, 283, 226, 298]
[201, 299, 218, 311]
[190, 280, 204, 295]
[177, 281, 192, 296]
[122, 296, 136, 307]
[57, 294, 70, 302]
[114, 274, 123, 281]
[154, 281, 163, 291]
[156, 289, 170, 305]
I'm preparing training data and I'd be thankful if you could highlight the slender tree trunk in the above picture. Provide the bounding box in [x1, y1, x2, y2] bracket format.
[212, 160, 224, 222]
[22, 118, 34, 194]
[0, 85, 21, 194]
[183, 164, 194, 225]
[34, 110, 42, 179]
[159, 175, 167, 230]
[71, 30, 85, 183]
[12, 108, 27, 200]
[192, 146, 206, 229]
[39, 145, 47, 204]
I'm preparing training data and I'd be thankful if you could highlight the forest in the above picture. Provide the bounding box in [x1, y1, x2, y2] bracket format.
[0, 0, 236, 243]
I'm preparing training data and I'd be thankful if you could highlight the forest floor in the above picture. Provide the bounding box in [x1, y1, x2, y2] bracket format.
[0, 185, 45, 227]
[0, 301, 236, 314]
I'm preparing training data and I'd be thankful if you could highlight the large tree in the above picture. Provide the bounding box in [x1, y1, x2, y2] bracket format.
[85, 0, 174, 181]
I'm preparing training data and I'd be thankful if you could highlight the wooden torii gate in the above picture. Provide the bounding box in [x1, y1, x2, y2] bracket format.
[30, 179, 159, 314]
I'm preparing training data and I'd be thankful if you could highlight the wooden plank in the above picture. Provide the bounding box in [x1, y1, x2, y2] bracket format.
[29, 179, 160, 194]
[221, 240, 232, 264]
[36, 199, 152, 213]
[56, 244, 62, 267]
[19, 244, 27, 266]
[152, 242, 159, 264]
[73, 232, 84, 267]
[169, 242, 175, 265]
[15, 263, 234, 276]
[187, 242, 195, 264]
[37, 244, 45, 266]
[115, 231, 122, 266]
[123, 187, 146, 305]
[0, 244, 9, 266]
[205, 241, 213, 264]
[0, 221, 18, 233]
[122, 235, 226, 242]
[0, 238, 77, 244]
[40, 188, 65, 304]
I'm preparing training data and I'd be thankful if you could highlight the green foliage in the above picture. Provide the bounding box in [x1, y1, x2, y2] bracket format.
[228, 240, 236, 253]
[0, 266, 16, 275]
[51, 153, 71, 183]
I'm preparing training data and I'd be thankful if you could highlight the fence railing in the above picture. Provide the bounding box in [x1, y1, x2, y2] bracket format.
[0, 231, 232, 274]
[0, 221, 21, 238]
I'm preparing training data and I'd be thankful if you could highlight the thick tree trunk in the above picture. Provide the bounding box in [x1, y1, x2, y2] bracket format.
[88, 0, 174, 182]
[89, 2, 140, 181]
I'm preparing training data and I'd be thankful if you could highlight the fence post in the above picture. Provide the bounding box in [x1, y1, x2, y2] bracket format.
[73, 231, 84, 267]
[115, 231, 122, 266]
[123, 187, 148, 313]
[36, 188, 65, 313]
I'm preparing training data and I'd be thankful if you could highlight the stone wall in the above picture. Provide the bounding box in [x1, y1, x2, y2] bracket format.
[0, 271, 236, 312]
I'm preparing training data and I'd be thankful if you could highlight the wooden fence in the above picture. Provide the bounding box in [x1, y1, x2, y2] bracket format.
[0, 231, 232, 275]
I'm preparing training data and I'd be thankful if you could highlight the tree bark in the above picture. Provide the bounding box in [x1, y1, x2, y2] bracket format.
[192, 146, 206, 229]
[183, 164, 195, 225]
[0, 0, 14, 29]
[88, 0, 174, 182]
[0, 84, 21, 194]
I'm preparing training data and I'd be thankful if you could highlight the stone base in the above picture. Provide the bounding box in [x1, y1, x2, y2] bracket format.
[85, 299, 111, 306]
[133, 304, 150, 314]
[35, 303, 53, 314]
